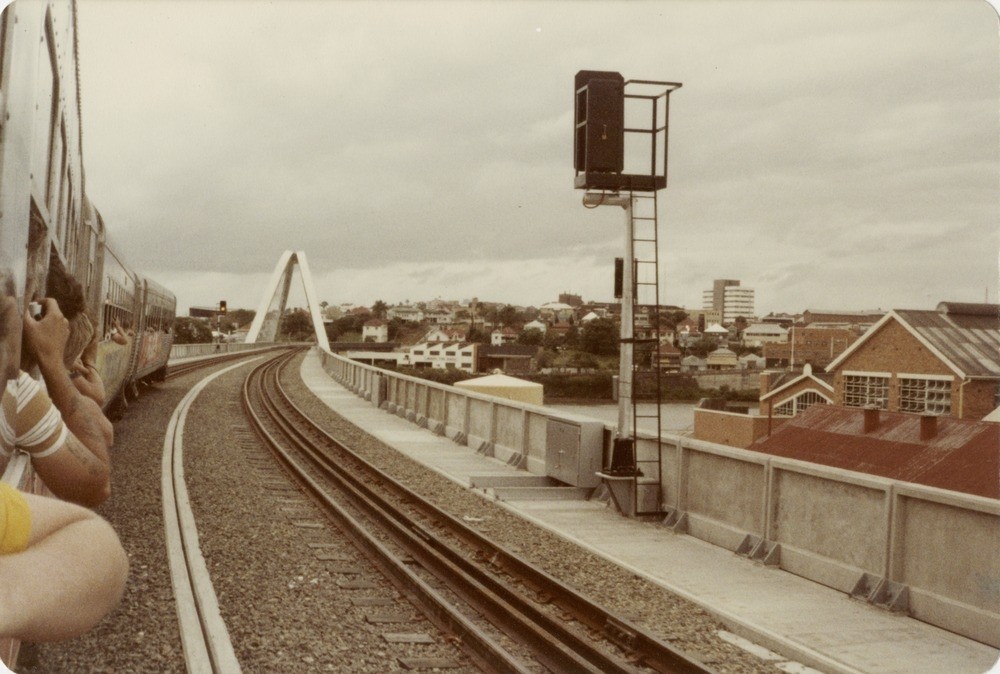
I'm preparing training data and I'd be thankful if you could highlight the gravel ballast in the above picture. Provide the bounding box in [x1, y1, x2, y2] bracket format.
[17, 353, 787, 673]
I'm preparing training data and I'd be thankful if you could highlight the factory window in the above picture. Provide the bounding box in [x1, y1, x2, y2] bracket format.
[843, 374, 888, 409]
[773, 390, 829, 417]
[898, 376, 952, 415]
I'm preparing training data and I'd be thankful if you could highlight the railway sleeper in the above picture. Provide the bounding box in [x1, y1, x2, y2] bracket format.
[603, 616, 640, 652]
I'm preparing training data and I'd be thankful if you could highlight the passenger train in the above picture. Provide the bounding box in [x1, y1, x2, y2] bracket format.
[0, 0, 176, 423]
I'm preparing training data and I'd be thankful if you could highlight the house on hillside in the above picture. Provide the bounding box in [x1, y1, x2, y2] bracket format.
[742, 323, 788, 347]
[825, 302, 1000, 420]
[681, 355, 707, 372]
[538, 302, 575, 323]
[425, 327, 466, 343]
[523, 319, 547, 334]
[362, 319, 388, 343]
[706, 347, 738, 370]
[388, 305, 424, 323]
[491, 327, 518, 346]
[408, 341, 478, 373]
[704, 323, 729, 344]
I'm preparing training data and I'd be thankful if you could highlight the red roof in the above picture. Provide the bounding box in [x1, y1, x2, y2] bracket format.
[749, 405, 999, 498]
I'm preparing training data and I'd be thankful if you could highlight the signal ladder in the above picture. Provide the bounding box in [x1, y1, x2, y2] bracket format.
[625, 185, 664, 517]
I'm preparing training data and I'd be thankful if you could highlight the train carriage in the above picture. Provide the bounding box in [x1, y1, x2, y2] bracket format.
[0, 3, 177, 456]
[134, 274, 176, 382]
[0, 0, 177, 665]
[0, 0, 175, 420]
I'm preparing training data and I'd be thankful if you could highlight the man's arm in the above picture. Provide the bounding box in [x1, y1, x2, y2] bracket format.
[21, 300, 113, 506]
[0, 490, 128, 641]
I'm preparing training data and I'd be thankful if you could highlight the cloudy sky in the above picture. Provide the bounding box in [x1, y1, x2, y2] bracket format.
[75, 0, 998, 315]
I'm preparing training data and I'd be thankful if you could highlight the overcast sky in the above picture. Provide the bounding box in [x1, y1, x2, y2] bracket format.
[74, 0, 998, 316]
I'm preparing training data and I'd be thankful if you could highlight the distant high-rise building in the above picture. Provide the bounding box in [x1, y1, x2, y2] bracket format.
[702, 279, 754, 325]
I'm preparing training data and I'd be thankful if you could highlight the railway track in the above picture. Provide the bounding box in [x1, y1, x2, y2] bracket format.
[242, 348, 716, 674]
[162, 358, 260, 673]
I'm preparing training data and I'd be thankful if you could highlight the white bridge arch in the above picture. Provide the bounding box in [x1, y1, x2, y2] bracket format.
[244, 250, 330, 351]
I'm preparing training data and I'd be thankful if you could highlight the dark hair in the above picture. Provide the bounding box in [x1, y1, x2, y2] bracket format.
[46, 249, 86, 320]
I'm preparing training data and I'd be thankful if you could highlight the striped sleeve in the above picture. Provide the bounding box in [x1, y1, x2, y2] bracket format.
[0, 483, 31, 554]
[14, 371, 68, 457]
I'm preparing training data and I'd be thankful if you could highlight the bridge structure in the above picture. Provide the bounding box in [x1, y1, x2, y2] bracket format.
[244, 250, 330, 351]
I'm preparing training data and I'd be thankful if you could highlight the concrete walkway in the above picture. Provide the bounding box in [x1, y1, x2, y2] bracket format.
[299, 350, 999, 674]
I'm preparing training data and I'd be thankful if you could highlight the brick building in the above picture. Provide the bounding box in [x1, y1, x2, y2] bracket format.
[825, 302, 1000, 420]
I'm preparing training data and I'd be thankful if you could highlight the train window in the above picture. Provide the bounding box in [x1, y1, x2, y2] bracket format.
[87, 230, 96, 289]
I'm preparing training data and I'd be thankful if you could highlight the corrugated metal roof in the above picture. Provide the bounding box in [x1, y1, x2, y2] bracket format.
[895, 307, 1000, 378]
[748, 405, 1000, 498]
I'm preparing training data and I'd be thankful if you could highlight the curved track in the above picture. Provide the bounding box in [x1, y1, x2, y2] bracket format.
[243, 349, 716, 674]
[162, 359, 263, 673]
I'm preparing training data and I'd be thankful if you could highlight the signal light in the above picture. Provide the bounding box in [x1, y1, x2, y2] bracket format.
[219, 300, 227, 314]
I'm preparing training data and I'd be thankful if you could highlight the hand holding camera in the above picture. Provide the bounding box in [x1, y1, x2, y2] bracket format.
[23, 298, 69, 370]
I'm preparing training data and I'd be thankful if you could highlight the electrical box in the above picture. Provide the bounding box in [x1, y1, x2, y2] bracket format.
[546, 417, 605, 488]
[574, 70, 624, 174]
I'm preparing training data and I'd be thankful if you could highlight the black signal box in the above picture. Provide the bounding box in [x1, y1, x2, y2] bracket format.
[574, 70, 624, 175]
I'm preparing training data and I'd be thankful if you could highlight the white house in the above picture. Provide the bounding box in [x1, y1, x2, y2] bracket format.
[539, 302, 575, 323]
[425, 327, 466, 343]
[705, 323, 729, 342]
[491, 328, 518, 346]
[362, 319, 388, 343]
[524, 319, 547, 334]
[742, 323, 788, 347]
[408, 341, 479, 373]
[388, 305, 424, 323]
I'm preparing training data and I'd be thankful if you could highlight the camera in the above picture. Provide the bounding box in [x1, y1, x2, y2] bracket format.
[28, 301, 43, 319]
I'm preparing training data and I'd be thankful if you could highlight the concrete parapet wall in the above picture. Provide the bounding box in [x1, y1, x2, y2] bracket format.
[320, 350, 569, 479]
[319, 349, 999, 647]
[169, 342, 283, 360]
[659, 432, 1000, 647]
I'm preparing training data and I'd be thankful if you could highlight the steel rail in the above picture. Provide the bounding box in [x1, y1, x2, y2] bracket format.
[253, 350, 715, 673]
[162, 359, 259, 673]
[165, 346, 289, 381]
[241, 350, 533, 674]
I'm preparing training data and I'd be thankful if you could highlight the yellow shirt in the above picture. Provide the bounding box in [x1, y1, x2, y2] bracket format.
[0, 483, 30, 554]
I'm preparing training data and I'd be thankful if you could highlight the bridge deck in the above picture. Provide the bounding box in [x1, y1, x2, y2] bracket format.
[299, 349, 998, 674]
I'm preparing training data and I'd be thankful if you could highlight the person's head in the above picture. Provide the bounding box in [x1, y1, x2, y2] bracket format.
[21, 252, 93, 371]
[63, 312, 95, 370]
[44, 251, 86, 321]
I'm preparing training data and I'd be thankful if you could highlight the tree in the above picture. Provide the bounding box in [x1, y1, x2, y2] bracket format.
[517, 328, 544, 346]
[498, 305, 519, 328]
[662, 309, 689, 329]
[372, 300, 388, 319]
[686, 336, 718, 359]
[542, 330, 563, 351]
[580, 317, 619, 356]
[281, 309, 314, 341]
[172, 317, 213, 344]
[220, 308, 255, 333]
